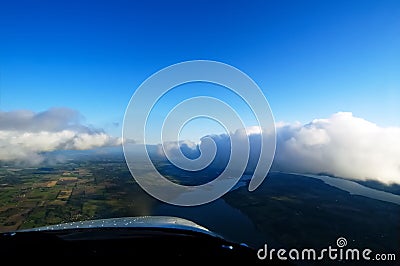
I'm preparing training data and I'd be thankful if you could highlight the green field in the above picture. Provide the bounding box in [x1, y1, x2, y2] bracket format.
[0, 159, 399, 264]
[0, 161, 155, 232]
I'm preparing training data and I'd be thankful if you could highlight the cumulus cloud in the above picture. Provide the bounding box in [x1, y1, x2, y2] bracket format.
[158, 112, 400, 185]
[0, 108, 122, 165]
[273, 112, 400, 184]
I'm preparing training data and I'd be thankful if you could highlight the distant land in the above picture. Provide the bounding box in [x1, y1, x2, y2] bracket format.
[0, 149, 398, 264]
[11, 146, 399, 196]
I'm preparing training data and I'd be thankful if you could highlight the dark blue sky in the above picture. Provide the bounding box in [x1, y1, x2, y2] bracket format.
[1, 0, 399, 137]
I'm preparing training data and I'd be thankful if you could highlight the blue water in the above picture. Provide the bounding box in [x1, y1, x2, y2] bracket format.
[153, 197, 266, 247]
[289, 172, 400, 206]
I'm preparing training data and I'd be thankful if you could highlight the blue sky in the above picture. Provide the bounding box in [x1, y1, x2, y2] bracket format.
[1, 0, 399, 139]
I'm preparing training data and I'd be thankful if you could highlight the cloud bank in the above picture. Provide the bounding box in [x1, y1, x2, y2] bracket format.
[159, 112, 400, 185]
[0, 108, 121, 165]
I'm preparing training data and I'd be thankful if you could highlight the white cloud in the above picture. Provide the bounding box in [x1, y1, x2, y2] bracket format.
[274, 112, 400, 184]
[0, 108, 122, 165]
[159, 112, 400, 185]
[5, 108, 399, 184]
